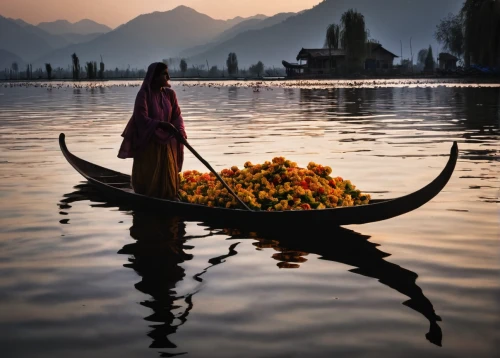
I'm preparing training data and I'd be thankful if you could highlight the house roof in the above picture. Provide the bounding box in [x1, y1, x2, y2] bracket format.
[296, 48, 345, 61]
[296, 44, 398, 61]
[438, 52, 458, 61]
[282, 60, 307, 69]
[366, 43, 399, 58]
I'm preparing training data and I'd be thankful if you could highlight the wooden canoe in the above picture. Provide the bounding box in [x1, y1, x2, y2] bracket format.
[59, 133, 458, 226]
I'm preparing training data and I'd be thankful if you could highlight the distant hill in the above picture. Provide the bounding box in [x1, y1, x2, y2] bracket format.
[180, 12, 296, 58]
[188, 0, 463, 69]
[0, 49, 25, 70]
[33, 6, 248, 69]
[225, 14, 268, 28]
[37, 19, 112, 35]
[213, 12, 296, 46]
[1, 16, 105, 59]
[59, 32, 104, 45]
[8, 19, 72, 50]
[9, 18, 31, 27]
[0, 16, 53, 61]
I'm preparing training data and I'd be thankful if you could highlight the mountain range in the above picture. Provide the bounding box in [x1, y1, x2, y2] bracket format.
[179, 12, 296, 59]
[0, 0, 463, 71]
[187, 0, 463, 69]
[0, 15, 112, 67]
[37, 19, 111, 35]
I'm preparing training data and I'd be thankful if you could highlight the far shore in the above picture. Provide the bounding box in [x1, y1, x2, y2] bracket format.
[1, 75, 499, 84]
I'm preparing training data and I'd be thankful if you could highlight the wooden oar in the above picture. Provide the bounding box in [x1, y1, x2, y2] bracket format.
[163, 123, 252, 211]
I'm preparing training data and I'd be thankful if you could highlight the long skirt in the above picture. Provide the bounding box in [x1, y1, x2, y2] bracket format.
[131, 139, 179, 199]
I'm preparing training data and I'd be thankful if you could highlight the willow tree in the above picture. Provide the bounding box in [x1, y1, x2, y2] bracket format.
[435, 13, 464, 60]
[226, 52, 238, 76]
[98, 55, 105, 80]
[180, 59, 187, 76]
[45, 63, 52, 80]
[71, 53, 80, 80]
[85, 62, 94, 79]
[461, 0, 500, 67]
[324, 23, 340, 74]
[340, 9, 367, 73]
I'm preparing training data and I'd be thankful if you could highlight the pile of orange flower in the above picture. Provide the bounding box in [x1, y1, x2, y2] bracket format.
[178, 157, 370, 211]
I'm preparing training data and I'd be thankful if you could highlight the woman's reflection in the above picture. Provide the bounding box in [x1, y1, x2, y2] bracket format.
[118, 213, 193, 351]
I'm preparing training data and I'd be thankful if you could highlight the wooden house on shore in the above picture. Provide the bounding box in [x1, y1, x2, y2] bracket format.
[282, 43, 398, 77]
[438, 53, 459, 70]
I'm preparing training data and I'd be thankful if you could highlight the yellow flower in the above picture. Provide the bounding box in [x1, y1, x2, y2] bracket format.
[179, 156, 369, 211]
[272, 157, 285, 165]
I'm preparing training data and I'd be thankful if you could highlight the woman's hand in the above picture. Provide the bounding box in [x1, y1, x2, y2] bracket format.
[159, 121, 176, 133]
[159, 122, 187, 140]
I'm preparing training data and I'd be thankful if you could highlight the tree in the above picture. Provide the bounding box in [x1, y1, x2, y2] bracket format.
[461, 0, 500, 67]
[180, 59, 187, 76]
[85, 62, 94, 79]
[226, 52, 238, 76]
[45, 63, 52, 80]
[99, 55, 105, 80]
[71, 53, 80, 80]
[255, 61, 264, 76]
[209, 65, 218, 77]
[249, 61, 264, 77]
[324, 23, 340, 74]
[11, 62, 18, 79]
[417, 48, 428, 67]
[425, 45, 435, 70]
[340, 9, 368, 73]
[435, 13, 464, 59]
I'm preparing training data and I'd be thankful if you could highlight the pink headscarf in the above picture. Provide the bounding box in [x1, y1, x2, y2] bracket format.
[117, 62, 186, 171]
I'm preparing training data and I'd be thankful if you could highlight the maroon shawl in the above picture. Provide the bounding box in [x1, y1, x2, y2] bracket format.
[117, 62, 186, 171]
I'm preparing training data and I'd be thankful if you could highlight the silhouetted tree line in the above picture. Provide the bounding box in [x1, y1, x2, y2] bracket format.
[2, 65, 146, 81]
[161, 55, 282, 78]
[2, 51, 284, 81]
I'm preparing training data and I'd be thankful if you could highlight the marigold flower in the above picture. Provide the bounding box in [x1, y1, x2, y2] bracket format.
[178, 157, 369, 211]
[272, 157, 285, 165]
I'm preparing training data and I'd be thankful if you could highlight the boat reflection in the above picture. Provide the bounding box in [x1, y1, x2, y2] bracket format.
[59, 183, 444, 354]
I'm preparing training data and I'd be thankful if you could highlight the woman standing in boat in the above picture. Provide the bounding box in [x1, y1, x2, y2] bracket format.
[118, 62, 187, 200]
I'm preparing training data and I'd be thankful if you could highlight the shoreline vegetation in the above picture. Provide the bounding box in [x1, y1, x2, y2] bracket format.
[1, 73, 500, 83]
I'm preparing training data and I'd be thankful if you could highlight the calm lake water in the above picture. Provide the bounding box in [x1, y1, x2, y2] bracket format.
[0, 80, 498, 358]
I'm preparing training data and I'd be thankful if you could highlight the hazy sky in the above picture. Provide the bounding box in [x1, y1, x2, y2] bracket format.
[0, 0, 323, 28]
